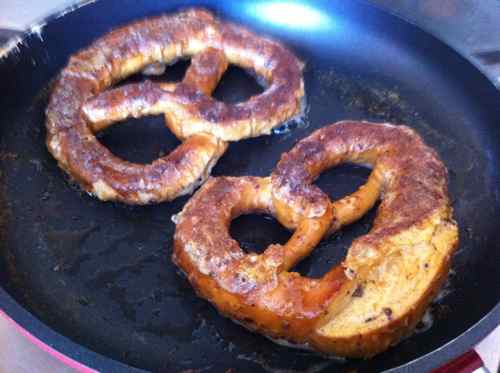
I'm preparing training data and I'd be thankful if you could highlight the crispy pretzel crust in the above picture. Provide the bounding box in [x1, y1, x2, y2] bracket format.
[174, 121, 458, 357]
[173, 176, 353, 342]
[80, 10, 304, 141]
[45, 9, 304, 204]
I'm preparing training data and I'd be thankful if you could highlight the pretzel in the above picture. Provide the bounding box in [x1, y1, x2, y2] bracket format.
[173, 121, 458, 357]
[45, 9, 304, 204]
[80, 11, 304, 142]
[173, 176, 352, 342]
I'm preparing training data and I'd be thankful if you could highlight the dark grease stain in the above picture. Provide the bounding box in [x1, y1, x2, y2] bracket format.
[46, 224, 99, 273]
[383, 307, 393, 320]
[352, 285, 364, 298]
[84, 253, 158, 290]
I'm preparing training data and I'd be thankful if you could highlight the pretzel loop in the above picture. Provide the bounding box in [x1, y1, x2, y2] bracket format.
[173, 121, 458, 356]
[45, 9, 304, 204]
[85, 47, 229, 132]
[173, 176, 352, 342]
[81, 12, 304, 142]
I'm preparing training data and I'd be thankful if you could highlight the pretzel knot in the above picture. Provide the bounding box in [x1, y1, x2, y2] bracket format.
[173, 121, 458, 357]
[45, 9, 304, 204]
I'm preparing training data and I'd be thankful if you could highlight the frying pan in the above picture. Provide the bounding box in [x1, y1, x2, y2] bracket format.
[0, 0, 499, 372]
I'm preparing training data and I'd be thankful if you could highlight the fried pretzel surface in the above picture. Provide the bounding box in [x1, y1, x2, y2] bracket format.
[46, 9, 303, 204]
[173, 121, 458, 356]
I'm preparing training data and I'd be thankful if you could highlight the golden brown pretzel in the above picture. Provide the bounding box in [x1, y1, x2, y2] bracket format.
[46, 9, 304, 204]
[173, 176, 353, 343]
[173, 121, 458, 357]
[81, 12, 304, 141]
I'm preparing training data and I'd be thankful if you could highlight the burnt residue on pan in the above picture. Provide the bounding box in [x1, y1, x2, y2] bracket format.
[46, 225, 99, 273]
[317, 69, 416, 122]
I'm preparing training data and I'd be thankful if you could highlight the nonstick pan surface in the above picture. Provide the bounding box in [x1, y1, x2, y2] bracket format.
[0, 1, 499, 372]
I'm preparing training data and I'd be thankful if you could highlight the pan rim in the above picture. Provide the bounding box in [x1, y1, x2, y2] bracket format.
[0, 0, 499, 371]
[1, 287, 498, 373]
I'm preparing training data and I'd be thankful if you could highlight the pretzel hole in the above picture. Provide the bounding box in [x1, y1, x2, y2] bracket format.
[230, 213, 291, 254]
[212, 65, 265, 103]
[289, 164, 377, 278]
[314, 163, 372, 201]
[97, 115, 181, 164]
[292, 207, 377, 278]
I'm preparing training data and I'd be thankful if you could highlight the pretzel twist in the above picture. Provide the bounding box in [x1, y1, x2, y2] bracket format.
[173, 121, 458, 356]
[45, 9, 304, 204]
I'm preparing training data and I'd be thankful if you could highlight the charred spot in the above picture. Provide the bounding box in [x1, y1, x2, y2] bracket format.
[352, 285, 364, 298]
[364, 316, 377, 323]
[383, 307, 393, 320]
[78, 296, 91, 306]
[296, 139, 326, 163]
[435, 304, 451, 320]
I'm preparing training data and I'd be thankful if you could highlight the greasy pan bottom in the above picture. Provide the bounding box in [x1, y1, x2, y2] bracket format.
[0, 1, 499, 372]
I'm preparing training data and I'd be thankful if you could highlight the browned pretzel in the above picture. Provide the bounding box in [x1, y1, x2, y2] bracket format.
[173, 176, 348, 342]
[173, 121, 458, 357]
[45, 9, 304, 204]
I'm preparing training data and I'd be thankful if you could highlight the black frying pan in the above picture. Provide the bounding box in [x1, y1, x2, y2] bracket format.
[0, 1, 499, 372]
